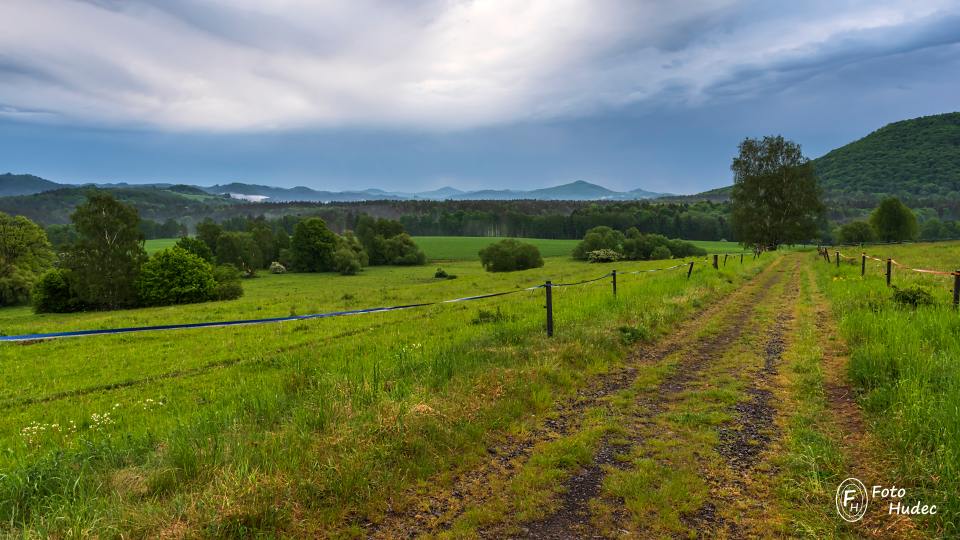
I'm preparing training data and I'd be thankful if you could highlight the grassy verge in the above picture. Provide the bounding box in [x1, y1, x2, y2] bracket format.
[815, 242, 960, 536]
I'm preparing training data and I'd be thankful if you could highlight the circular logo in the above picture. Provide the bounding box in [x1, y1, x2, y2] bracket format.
[836, 477, 869, 522]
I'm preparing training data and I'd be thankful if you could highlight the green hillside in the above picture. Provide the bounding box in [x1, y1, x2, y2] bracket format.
[814, 112, 960, 199]
[682, 112, 960, 219]
[0, 186, 237, 225]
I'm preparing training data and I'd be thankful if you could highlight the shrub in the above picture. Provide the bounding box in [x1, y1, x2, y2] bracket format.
[587, 249, 621, 263]
[212, 264, 244, 301]
[892, 285, 936, 308]
[838, 220, 875, 245]
[384, 233, 426, 266]
[32, 269, 79, 313]
[137, 247, 217, 307]
[650, 245, 672, 260]
[434, 267, 448, 278]
[269, 261, 286, 274]
[573, 226, 625, 260]
[478, 239, 544, 272]
[333, 247, 362, 275]
[175, 236, 215, 263]
[0, 267, 37, 307]
[290, 218, 338, 272]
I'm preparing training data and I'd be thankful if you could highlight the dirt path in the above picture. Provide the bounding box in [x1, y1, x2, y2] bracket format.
[369, 254, 917, 539]
[369, 255, 795, 539]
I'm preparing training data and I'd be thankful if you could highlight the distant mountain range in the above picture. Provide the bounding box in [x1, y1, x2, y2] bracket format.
[0, 175, 668, 203]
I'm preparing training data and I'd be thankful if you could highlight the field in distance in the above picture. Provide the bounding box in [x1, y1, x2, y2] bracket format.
[145, 236, 745, 259]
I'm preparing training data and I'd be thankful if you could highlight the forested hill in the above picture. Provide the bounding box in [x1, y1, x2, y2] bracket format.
[814, 112, 960, 200]
[675, 112, 960, 219]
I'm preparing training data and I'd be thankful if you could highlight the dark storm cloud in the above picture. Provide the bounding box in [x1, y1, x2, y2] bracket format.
[0, 1, 957, 192]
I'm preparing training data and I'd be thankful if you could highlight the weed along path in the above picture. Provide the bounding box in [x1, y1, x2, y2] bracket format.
[368, 254, 802, 538]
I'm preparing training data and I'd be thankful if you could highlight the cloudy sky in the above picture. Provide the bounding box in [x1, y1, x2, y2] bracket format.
[1, 0, 958, 194]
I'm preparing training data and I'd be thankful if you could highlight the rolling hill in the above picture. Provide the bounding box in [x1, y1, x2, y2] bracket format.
[683, 112, 960, 206]
[0, 173, 62, 197]
[814, 112, 960, 198]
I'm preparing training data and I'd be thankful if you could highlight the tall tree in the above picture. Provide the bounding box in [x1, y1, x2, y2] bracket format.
[0, 212, 54, 305]
[870, 197, 918, 242]
[68, 192, 147, 309]
[730, 136, 824, 249]
[290, 217, 338, 272]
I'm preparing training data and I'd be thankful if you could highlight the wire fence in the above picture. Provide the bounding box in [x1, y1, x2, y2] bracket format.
[1, 252, 760, 343]
[818, 246, 960, 307]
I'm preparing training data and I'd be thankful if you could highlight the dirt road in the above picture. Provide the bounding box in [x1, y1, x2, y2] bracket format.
[369, 254, 914, 538]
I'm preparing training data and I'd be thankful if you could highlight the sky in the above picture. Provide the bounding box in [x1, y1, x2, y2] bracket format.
[0, 0, 958, 194]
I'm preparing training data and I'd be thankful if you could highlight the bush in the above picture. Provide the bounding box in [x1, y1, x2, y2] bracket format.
[587, 249, 621, 263]
[622, 229, 705, 260]
[478, 239, 544, 272]
[175, 236, 215, 263]
[137, 247, 217, 307]
[650, 245, 672, 260]
[384, 233, 426, 266]
[32, 269, 78, 313]
[212, 264, 244, 301]
[0, 267, 37, 307]
[838, 220, 875, 244]
[269, 261, 286, 274]
[892, 285, 937, 308]
[573, 226, 625, 260]
[290, 218, 338, 272]
[434, 267, 456, 279]
[333, 247, 362, 275]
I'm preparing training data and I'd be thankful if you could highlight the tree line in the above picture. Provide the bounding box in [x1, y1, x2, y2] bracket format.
[0, 192, 428, 313]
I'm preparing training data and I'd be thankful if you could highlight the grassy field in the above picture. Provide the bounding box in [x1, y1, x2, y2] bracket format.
[817, 241, 960, 534]
[145, 236, 745, 260]
[144, 237, 179, 254]
[0, 251, 771, 536]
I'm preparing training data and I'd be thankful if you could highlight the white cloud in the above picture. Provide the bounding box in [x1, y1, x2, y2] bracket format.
[0, 0, 956, 131]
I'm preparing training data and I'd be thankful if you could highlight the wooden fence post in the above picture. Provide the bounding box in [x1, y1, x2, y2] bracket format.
[723, 254, 728, 267]
[687, 261, 694, 279]
[611, 270, 617, 297]
[713, 254, 719, 269]
[886, 259, 892, 287]
[953, 272, 959, 310]
[545, 280, 554, 337]
[861, 254, 866, 277]
[835, 251, 840, 268]
[740, 253, 743, 264]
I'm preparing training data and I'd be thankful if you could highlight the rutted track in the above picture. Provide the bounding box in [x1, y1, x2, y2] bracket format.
[369, 256, 793, 539]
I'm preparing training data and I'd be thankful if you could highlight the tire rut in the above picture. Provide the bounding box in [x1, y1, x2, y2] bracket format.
[515, 261, 792, 539]
[367, 258, 787, 539]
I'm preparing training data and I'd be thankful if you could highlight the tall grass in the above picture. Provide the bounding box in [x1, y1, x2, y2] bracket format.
[817, 242, 960, 534]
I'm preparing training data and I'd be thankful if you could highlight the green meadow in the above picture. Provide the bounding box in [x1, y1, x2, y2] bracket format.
[0, 243, 769, 536]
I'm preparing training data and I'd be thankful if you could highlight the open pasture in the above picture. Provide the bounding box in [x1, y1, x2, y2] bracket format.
[0, 251, 769, 536]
